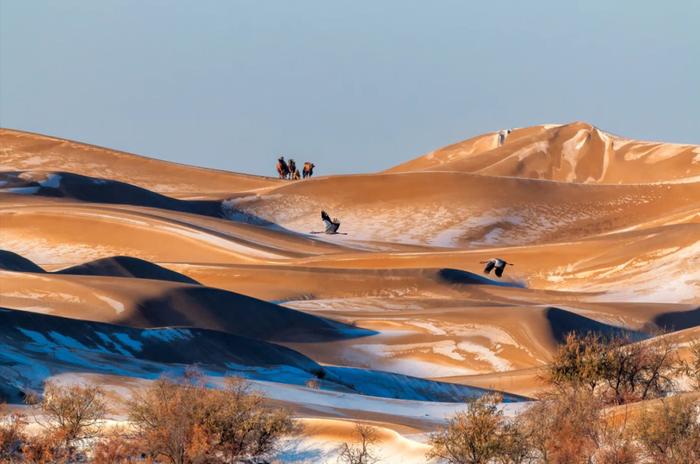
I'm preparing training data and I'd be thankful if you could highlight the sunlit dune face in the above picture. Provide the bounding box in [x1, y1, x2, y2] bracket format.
[0, 124, 698, 459]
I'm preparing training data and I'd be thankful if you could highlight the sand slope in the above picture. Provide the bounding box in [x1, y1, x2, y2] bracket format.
[387, 122, 700, 184]
[0, 267, 365, 343]
[0, 128, 278, 197]
[1, 124, 698, 457]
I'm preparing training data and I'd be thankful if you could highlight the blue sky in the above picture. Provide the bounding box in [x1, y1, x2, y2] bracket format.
[1, 1, 698, 176]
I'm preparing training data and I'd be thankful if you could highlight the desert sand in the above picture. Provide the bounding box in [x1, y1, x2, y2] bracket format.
[1, 123, 698, 462]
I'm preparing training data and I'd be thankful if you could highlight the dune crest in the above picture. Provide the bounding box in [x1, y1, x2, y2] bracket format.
[387, 122, 700, 184]
[1, 125, 698, 457]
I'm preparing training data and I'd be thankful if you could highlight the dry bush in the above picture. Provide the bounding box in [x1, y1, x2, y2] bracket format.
[338, 423, 380, 464]
[519, 388, 601, 464]
[33, 381, 107, 443]
[633, 396, 700, 464]
[682, 341, 700, 391]
[427, 393, 521, 464]
[592, 410, 640, 464]
[547, 332, 679, 406]
[0, 403, 27, 462]
[127, 373, 296, 463]
[495, 420, 534, 464]
[91, 426, 150, 464]
[128, 376, 198, 464]
[24, 381, 108, 461]
[21, 432, 67, 464]
[593, 446, 640, 464]
[601, 338, 677, 405]
[548, 332, 609, 393]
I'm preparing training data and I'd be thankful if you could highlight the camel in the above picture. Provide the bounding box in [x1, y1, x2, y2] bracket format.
[276, 157, 289, 179]
[302, 162, 315, 179]
[287, 159, 297, 178]
[291, 169, 301, 180]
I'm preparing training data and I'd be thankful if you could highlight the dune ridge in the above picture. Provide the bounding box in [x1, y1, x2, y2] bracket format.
[1, 124, 698, 454]
[387, 122, 700, 184]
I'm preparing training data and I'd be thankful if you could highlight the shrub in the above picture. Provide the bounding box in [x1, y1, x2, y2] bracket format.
[682, 341, 700, 391]
[633, 396, 700, 464]
[338, 423, 380, 464]
[0, 403, 27, 462]
[33, 381, 107, 443]
[91, 427, 147, 464]
[427, 393, 512, 464]
[28, 381, 107, 461]
[547, 332, 679, 405]
[127, 373, 296, 463]
[519, 387, 604, 463]
[548, 332, 609, 393]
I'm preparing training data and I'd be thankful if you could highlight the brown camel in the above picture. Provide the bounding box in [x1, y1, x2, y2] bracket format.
[302, 162, 315, 179]
[276, 157, 289, 179]
[287, 159, 297, 178]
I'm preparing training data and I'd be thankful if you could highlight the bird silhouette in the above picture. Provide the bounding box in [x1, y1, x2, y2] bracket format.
[480, 258, 513, 278]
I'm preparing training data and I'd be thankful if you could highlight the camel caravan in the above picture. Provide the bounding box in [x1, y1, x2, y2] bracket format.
[276, 156, 315, 180]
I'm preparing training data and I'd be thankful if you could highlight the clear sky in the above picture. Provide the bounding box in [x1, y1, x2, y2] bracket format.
[1, 1, 698, 176]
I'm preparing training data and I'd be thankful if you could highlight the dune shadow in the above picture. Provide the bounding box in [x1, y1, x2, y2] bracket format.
[437, 268, 525, 288]
[654, 306, 700, 332]
[0, 306, 326, 401]
[56, 255, 200, 284]
[545, 307, 645, 344]
[120, 286, 376, 343]
[1, 171, 224, 217]
[0, 250, 45, 273]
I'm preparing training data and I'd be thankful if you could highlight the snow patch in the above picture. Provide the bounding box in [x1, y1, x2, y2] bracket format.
[96, 295, 125, 314]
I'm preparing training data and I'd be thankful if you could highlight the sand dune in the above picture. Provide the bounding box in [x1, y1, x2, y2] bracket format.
[0, 250, 45, 273]
[387, 122, 700, 184]
[56, 255, 201, 284]
[1, 124, 698, 451]
[0, 170, 223, 216]
[0, 128, 278, 197]
[2, 249, 201, 284]
[0, 195, 347, 265]
[289, 223, 700, 304]
[0, 306, 321, 401]
[281, 301, 656, 378]
[228, 170, 700, 249]
[0, 266, 366, 343]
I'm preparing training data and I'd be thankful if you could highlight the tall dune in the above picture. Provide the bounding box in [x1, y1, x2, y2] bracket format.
[387, 122, 700, 184]
[1, 125, 698, 445]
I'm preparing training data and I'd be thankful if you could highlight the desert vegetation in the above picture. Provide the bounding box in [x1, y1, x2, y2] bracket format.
[338, 423, 381, 464]
[0, 372, 296, 463]
[1, 334, 698, 463]
[426, 332, 700, 464]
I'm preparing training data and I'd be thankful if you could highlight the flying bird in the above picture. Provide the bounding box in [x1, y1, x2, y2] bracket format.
[320, 210, 341, 234]
[480, 258, 513, 278]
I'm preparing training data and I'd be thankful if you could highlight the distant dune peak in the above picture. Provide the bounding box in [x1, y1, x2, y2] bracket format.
[387, 121, 700, 184]
[56, 255, 201, 284]
[0, 250, 45, 273]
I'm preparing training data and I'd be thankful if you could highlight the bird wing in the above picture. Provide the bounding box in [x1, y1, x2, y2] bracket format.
[495, 266, 504, 277]
[484, 261, 495, 274]
[321, 211, 330, 221]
